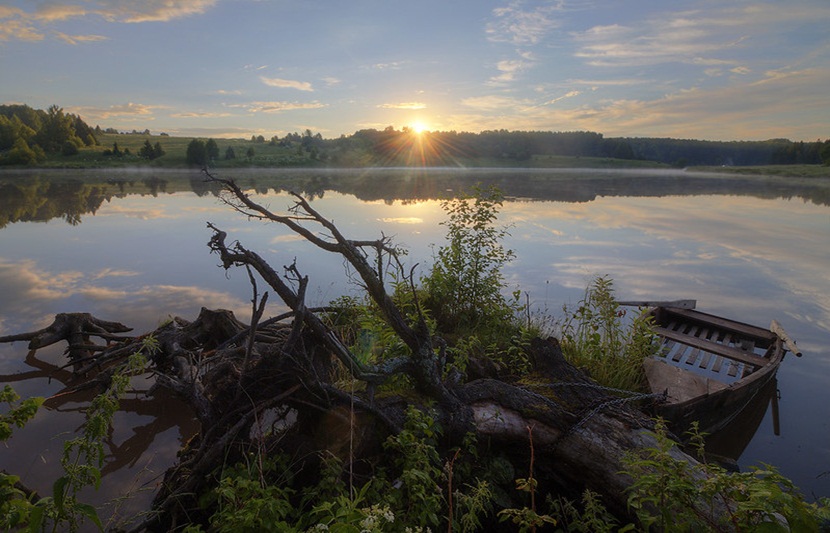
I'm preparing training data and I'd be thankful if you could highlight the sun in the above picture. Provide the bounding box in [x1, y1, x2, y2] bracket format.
[409, 120, 429, 134]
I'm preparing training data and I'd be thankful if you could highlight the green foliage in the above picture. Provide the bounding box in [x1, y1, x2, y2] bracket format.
[209, 456, 298, 532]
[559, 276, 656, 391]
[1, 137, 45, 165]
[28, 335, 158, 532]
[186, 138, 208, 166]
[383, 406, 445, 529]
[498, 506, 557, 532]
[138, 139, 165, 160]
[550, 490, 629, 533]
[0, 385, 43, 442]
[0, 386, 44, 530]
[821, 141, 830, 166]
[424, 185, 518, 334]
[623, 420, 830, 532]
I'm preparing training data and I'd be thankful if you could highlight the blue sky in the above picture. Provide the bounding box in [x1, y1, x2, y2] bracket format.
[1, 0, 828, 141]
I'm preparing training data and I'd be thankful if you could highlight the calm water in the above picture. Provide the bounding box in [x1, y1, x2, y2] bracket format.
[1, 167, 829, 524]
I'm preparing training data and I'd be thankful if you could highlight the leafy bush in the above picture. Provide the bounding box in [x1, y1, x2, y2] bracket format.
[423, 185, 519, 336]
[623, 420, 830, 532]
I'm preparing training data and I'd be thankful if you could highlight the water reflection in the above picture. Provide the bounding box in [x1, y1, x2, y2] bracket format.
[1, 168, 829, 228]
[0, 167, 828, 513]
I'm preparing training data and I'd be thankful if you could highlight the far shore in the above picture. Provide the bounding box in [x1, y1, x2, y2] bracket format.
[3, 162, 828, 179]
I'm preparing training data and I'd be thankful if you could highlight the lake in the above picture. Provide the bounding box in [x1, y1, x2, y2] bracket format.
[1, 167, 829, 525]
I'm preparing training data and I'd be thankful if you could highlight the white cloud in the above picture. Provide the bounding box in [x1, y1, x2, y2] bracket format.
[170, 111, 233, 119]
[53, 32, 108, 45]
[88, 1, 219, 24]
[461, 95, 526, 111]
[0, 1, 220, 43]
[489, 59, 531, 84]
[544, 90, 580, 105]
[486, 0, 563, 45]
[260, 76, 314, 92]
[0, 7, 43, 41]
[378, 102, 427, 110]
[69, 102, 160, 122]
[248, 101, 327, 113]
[571, 4, 830, 69]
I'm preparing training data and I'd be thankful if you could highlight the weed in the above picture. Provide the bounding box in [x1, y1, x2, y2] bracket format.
[559, 276, 656, 391]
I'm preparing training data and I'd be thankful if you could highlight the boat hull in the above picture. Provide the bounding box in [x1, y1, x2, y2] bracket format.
[643, 307, 785, 436]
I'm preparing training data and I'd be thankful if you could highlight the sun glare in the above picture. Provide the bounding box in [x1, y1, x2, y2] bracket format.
[410, 121, 428, 134]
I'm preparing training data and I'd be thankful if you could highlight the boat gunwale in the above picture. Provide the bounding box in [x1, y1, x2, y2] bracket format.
[644, 305, 786, 410]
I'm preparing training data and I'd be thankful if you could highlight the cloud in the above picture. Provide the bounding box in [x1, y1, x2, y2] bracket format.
[248, 101, 327, 113]
[370, 61, 406, 70]
[169, 111, 233, 118]
[488, 59, 532, 84]
[544, 90, 580, 105]
[53, 32, 108, 45]
[461, 95, 526, 111]
[69, 102, 159, 122]
[571, 4, 830, 69]
[260, 76, 314, 92]
[486, 0, 563, 45]
[0, 1, 218, 43]
[378, 102, 427, 110]
[0, 8, 44, 41]
[529, 67, 830, 140]
[105, 1, 219, 23]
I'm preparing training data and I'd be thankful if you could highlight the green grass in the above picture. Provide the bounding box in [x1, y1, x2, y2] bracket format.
[41, 133, 322, 169]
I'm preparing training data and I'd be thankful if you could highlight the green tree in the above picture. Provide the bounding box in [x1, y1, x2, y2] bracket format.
[36, 105, 79, 152]
[423, 186, 517, 333]
[1, 137, 43, 165]
[821, 141, 830, 166]
[139, 139, 156, 159]
[245, 146, 255, 159]
[153, 141, 165, 159]
[186, 139, 208, 166]
[224, 146, 236, 160]
[61, 140, 79, 156]
[205, 138, 220, 161]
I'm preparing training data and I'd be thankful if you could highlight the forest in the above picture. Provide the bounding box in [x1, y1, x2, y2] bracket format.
[2, 103, 829, 168]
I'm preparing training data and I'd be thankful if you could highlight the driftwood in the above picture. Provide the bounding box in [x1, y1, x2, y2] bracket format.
[2, 173, 736, 531]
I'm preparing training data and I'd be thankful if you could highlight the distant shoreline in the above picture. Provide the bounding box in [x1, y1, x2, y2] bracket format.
[3, 162, 828, 179]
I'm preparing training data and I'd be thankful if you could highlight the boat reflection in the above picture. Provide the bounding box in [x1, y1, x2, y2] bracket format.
[704, 377, 780, 463]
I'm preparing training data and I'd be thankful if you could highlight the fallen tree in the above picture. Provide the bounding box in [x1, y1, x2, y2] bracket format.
[3, 173, 775, 532]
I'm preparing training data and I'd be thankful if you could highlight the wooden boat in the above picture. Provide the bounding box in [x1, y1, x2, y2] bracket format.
[620, 300, 800, 436]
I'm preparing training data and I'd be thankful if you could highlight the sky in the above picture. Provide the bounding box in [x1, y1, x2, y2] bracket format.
[1, 0, 829, 141]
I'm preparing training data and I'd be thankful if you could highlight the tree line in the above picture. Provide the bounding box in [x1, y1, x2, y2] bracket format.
[0, 104, 98, 165]
[330, 127, 830, 167]
[3, 104, 829, 168]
